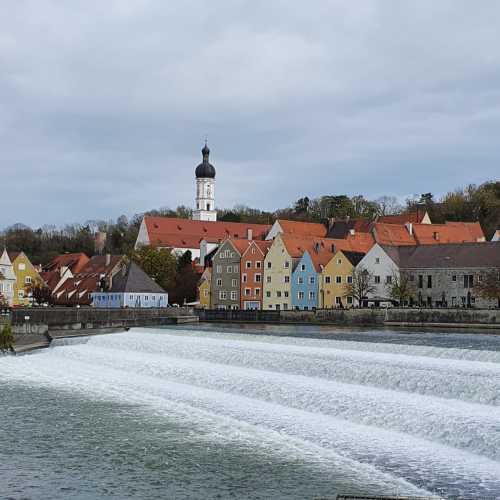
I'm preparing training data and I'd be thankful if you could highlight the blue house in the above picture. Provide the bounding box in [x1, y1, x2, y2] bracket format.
[291, 251, 319, 310]
[91, 262, 168, 308]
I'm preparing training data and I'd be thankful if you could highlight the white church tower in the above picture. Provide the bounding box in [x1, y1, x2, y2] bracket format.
[192, 142, 217, 222]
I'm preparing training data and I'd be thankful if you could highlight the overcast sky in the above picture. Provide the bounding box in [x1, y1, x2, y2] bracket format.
[2, 1, 500, 228]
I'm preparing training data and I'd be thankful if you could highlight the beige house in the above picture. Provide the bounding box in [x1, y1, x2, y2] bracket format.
[8, 251, 45, 306]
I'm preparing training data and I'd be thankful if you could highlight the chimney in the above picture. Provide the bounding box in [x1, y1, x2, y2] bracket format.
[247, 228, 253, 240]
[105, 254, 111, 266]
[433, 231, 440, 241]
[405, 222, 413, 235]
[349, 229, 356, 236]
[199, 239, 208, 264]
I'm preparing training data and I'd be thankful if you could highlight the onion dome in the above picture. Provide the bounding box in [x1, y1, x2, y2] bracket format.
[195, 143, 216, 179]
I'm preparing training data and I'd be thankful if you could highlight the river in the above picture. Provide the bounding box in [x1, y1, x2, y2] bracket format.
[1, 324, 500, 499]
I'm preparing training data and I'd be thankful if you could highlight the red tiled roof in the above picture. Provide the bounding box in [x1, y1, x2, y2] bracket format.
[144, 216, 270, 249]
[277, 219, 327, 237]
[373, 223, 416, 246]
[44, 253, 90, 273]
[413, 222, 485, 245]
[377, 211, 427, 224]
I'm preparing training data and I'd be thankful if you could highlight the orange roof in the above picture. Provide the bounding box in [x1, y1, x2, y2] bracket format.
[413, 222, 485, 245]
[44, 253, 90, 273]
[241, 239, 272, 257]
[373, 223, 416, 246]
[144, 216, 270, 249]
[277, 219, 327, 238]
[377, 211, 427, 224]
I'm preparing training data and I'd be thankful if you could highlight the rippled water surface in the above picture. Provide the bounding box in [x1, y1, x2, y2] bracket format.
[2, 324, 500, 499]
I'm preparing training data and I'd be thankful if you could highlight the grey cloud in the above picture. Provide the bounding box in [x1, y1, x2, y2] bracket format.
[1, 0, 500, 227]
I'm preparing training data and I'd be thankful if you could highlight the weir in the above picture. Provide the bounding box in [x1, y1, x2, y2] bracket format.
[1, 326, 500, 498]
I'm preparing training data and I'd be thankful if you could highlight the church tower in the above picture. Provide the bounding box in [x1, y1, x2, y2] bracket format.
[192, 142, 217, 222]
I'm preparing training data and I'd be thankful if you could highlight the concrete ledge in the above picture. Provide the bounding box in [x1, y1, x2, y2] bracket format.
[384, 321, 500, 331]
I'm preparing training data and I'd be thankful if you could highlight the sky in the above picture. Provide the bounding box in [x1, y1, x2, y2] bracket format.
[2, 1, 500, 228]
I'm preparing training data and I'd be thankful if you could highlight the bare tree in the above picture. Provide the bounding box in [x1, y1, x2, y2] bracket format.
[343, 266, 376, 307]
[475, 268, 500, 308]
[375, 196, 403, 216]
[385, 270, 415, 306]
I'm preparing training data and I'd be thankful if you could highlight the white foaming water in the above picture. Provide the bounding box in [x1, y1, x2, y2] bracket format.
[2, 327, 500, 498]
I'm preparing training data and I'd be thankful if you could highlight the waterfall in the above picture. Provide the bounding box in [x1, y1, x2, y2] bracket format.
[2, 327, 500, 498]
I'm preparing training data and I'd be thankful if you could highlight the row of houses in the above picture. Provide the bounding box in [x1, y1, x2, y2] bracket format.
[190, 213, 499, 310]
[0, 249, 168, 308]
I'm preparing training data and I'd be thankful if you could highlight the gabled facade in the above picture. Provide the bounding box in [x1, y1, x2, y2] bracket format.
[240, 240, 270, 310]
[197, 268, 211, 309]
[321, 250, 364, 308]
[356, 244, 400, 306]
[8, 252, 45, 306]
[291, 251, 319, 310]
[262, 234, 294, 310]
[0, 249, 16, 307]
[210, 240, 242, 310]
[492, 230, 500, 242]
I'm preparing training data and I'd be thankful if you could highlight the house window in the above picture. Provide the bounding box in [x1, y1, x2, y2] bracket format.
[18, 290, 25, 298]
[219, 291, 227, 299]
[464, 274, 474, 288]
[337, 259, 342, 265]
[298, 277, 304, 284]
[216, 265, 222, 273]
[325, 276, 331, 284]
[246, 261, 251, 269]
[284, 291, 289, 298]
[266, 291, 271, 297]
[216, 278, 222, 286]
[130, 295, 133, 299]
[375, 257, 380, 264]
[427, 275, 432, 289]
[347, 296, 353, 305]
[18, 263, 26, 271]
[309, 276, 315, 284]
[347, 276, 353, 284]
[374, 276, 381, 284]
[277, 291, 282, 298]
[255, 261, 262, 269]
[418, 275, 423, 288]
[335, 296, 341, 305]
[267, 262, 272, 269]
[298, 291, 305, 300]
[386, 276, 392, 284]
[336, 276, 342, 284]
[255, 288, 260, 296]
[284, 261, 290, 268]
[242, 274, 247, 283]
[254, 274, 261, 283]
[452, 275, 457, 282]
[204, 290, 209, 297]
[232, 278, 238, 287]
[301, 264, 306, 271]
[283, 303, 288, 310]
[266, 276, 271, 283]
[309, 291, 316, 300]
[284, 276, 290, 283]
[251, 248, 256, 254]
[145, 296, 149, 301]
[230, 291, 238, 300]
[227, 266, 232, 273]
[25, 276, 32, 284]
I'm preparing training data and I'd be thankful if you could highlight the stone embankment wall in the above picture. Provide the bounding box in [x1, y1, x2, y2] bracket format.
[11, 307, 197, 335]
[197, 308, 500, 328]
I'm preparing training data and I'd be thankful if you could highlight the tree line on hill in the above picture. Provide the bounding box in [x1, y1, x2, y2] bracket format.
[1, 180, 499, 268]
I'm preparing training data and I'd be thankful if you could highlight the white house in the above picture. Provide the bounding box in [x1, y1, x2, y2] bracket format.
[355, 243, 400, 306]
[0, 249, 16, 307]
[91, 262, 168, 308]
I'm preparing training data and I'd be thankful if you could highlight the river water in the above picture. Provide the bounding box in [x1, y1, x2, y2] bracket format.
[2, 324, 500, 499]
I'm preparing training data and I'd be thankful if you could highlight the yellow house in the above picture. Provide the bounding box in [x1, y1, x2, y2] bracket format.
[197, 268, 211, 309]
[8, 251, 44, 306]
[321, 250, 365, 308]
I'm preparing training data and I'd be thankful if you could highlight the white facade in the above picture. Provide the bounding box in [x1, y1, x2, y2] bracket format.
[265, 221, 283, 240]
[91, 292, 168, 308]
[356, 244, 400, 303]
[193, 177, 216, 221]
[0, 249, 16, 306]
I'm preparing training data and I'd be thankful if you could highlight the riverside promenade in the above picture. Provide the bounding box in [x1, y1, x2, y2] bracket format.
[196, 307, 500, 330]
